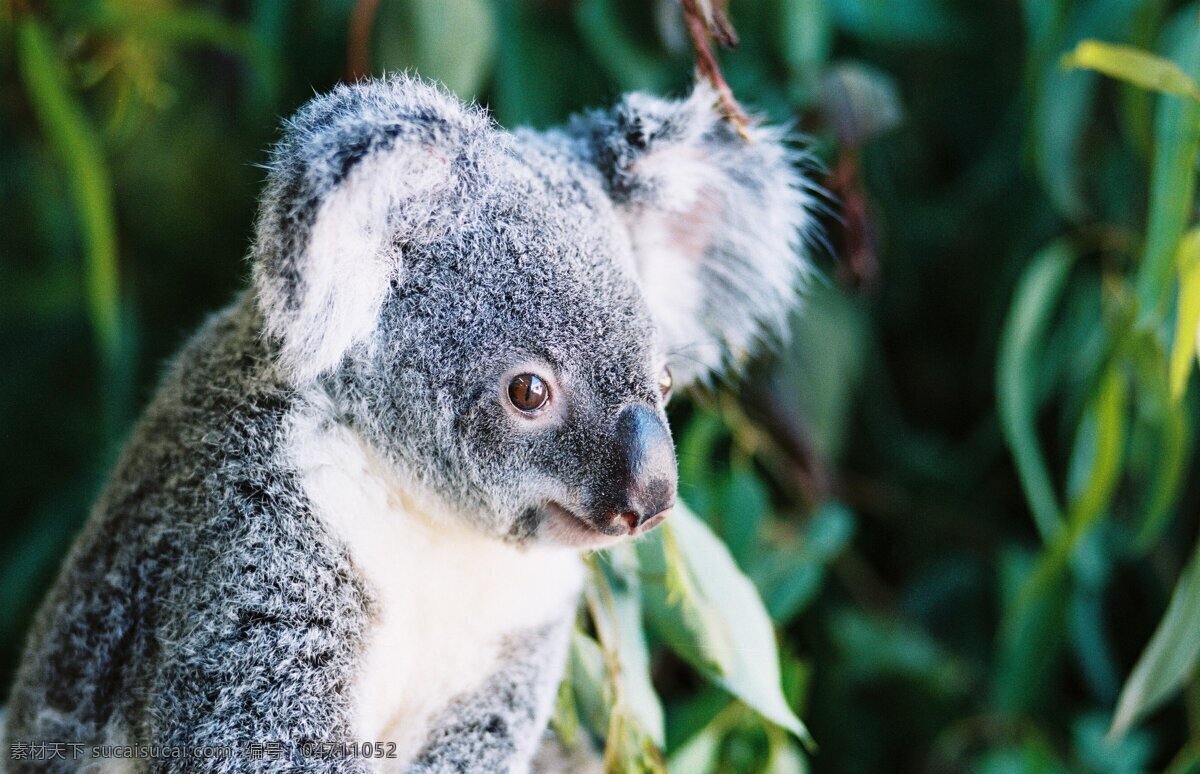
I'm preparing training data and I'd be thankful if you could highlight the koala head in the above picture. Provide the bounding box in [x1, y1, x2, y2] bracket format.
[253, 76, 814, 549]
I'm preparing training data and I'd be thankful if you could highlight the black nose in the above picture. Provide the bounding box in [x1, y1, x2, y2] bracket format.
[607, 403, 677, 532]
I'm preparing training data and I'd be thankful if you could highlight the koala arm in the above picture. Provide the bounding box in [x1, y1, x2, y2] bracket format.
[405, 618, 572, 774]
[144, 464, 376, 773]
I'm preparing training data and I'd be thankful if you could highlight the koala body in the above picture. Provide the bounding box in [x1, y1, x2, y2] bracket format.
[5, 76, 813, 772]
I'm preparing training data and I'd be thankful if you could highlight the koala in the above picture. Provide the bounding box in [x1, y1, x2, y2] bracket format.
[4, 75, 813, 772]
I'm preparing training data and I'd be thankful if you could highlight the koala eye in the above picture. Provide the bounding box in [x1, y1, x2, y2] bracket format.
[658, 367, 673, 403]
[508, 373, 550, 413]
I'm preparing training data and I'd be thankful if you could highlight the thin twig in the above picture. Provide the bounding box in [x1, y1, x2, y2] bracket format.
[678, 0, 751, 139]
[828, 148, 880, 291]
[346, 0, 381, 83]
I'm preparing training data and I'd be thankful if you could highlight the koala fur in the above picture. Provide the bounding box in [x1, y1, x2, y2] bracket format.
[5, 75, 814, 772]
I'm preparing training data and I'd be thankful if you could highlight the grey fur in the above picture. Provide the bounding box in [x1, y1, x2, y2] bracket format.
[407, 622, 569, 773]
[5, 75, 813, 772]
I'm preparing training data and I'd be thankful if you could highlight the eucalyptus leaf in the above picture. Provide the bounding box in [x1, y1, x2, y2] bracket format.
[638, 505, 811, 743]
[1169, 229, 1200, 400]
[1033, 63, 1096, 219]
[755, 502, 855, 622]
[1166, 743, 1200, 774]
[640, 522, 735, 677]
[996, 365, 1126, 714]
[1031, 0, 1144, 220]
[492, 0, 609, 127]
[1110, 543, 1200, 739]
[1021, 0, 1070, 66]
[765, 737, 809, 774]
[775, 0, 833, 101]
[677, 410, 727, 518]
[997, 242, 1075, 542]
[568, 629, 613, 739]
[1135, 11, 1200, 313]
[574, 0, 673, 93]
[1130, 399, 1190, 552]
[1073, 713, 1153, 773]
[587, 547, 666, 748]
[772, 284, 869, 462]
[16, 18, 120, 368]
[715, 465, 769, 566]
[666, 725, 722, 773]
[830, 0, 966, 44]
[1062, 39, 1200, 99]
[831, 610, 970, 696]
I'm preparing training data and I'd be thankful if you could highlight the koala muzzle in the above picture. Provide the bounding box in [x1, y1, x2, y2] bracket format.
[603, 403, 677, 534]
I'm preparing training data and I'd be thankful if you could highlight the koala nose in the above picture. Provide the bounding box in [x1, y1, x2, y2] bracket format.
[608, 403, 677, 533]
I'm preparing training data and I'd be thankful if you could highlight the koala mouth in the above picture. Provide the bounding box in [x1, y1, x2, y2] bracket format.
[540, 501, 671, 549]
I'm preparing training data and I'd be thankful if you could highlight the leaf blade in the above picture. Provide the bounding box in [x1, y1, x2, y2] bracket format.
[1169, 229, 1200, 400]
[1111, 545, 1200, 738]
[997, 242, 1075, 542]
[639, 504, 811, 743]
[1062, 40, 1200, 100]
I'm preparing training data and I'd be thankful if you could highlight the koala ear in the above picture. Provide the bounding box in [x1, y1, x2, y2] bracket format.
[252, 76, 478, 384]
[570, 85, 818, 388]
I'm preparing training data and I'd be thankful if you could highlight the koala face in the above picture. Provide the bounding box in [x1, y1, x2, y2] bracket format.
[253, 76, 813, 548]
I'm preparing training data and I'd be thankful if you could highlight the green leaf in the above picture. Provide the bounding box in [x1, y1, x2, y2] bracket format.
[996, 366, 1127, 714]
[491, 0, 609, 127]
[997, 242, 1075, 542]
[830, 0, 966, 44]
[587, 547, 666, 748]
[551, 661, 580, 747]
[1166, 742, 1200, 774]
[994, 555, 1071, 715]
[755, 502, 855, 622]
[772, 284, 869, 461]
[567, 630, 612, 738]
[677, 409, 727, 518]
[715, 465, 769, 566]
[1062, 40, 1200, 99]
[1021, 0, 1069, 66]
[16, 18, 119, 368]
[638, 505, 811, 744]
[1123, 323, 1190, 554]
[1131, 397, 1191, 552]
[1033, 62, 1097, 219]
[1135, 16, 1200, 314]
[656, 523, 735, 676]
[1110, 543, 1200, 739]
[1030, 0, 1143, 220]
[14, 16, 134, 438]
[974, 739, 1069, 774]
[765, 737, 810, 774]
[666, 724, 723, 773]
[604, 704, 667, 774]
[831, 610, 971, 696]
[1073, 713, 1153, 773]
[375, 0, 497, 98]
[1170, 229, 1200, 400]
[1065, 362, 1128, 539]
[573, 0, 673, 93]
[775, 0, 833, 102]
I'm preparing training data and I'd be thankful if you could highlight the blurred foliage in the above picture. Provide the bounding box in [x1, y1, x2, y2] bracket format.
[5, 0, 1200, 771]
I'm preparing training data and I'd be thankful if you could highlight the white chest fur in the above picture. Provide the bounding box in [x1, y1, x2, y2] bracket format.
[287, 410, 584, 765]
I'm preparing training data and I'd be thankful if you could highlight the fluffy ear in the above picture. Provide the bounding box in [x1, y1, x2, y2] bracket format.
[252, 76, 482, 384]
[569, 85, 817, 388]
